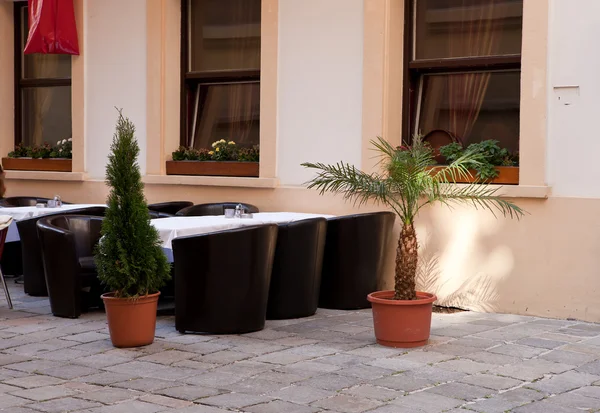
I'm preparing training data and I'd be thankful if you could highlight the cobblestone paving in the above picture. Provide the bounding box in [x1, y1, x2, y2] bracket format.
[1, 283, 600, 412]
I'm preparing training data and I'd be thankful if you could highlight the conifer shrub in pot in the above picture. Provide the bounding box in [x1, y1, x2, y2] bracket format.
[302, 136, 525, 348]
[95, 111, 171, 348]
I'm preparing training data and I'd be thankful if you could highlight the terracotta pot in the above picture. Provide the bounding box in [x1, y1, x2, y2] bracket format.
[367, 290, 437, 348]
[101, 292, 160, 348]
[422, 129, 458, 164]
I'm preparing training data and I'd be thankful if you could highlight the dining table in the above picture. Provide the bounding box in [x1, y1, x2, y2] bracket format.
[0, 204, 106, 243]
[151, 212, 335, 262]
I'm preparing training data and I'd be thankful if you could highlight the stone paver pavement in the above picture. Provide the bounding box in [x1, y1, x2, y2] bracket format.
[1, 283, 600, 412]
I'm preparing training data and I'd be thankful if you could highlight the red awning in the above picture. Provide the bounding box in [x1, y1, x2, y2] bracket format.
[24, 0, 79, 55]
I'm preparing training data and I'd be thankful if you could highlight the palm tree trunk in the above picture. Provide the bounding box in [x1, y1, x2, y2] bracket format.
[394, 223, 418, 300]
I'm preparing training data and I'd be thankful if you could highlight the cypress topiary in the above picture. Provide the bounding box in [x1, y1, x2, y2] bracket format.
[95, 110, 170, 298]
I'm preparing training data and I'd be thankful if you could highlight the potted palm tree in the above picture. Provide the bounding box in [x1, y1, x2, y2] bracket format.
[95, 111, 171, 348]
[302, 136, 524, 348]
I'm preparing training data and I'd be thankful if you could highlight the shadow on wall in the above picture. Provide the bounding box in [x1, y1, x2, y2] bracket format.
[326, 196, 600, 322]
[415, 205, 517, 313]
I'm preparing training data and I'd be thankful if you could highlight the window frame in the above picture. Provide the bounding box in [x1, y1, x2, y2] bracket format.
[180, 0, 261, 148]
[13, 2, 72, 148]
[402, 0, 523, 142]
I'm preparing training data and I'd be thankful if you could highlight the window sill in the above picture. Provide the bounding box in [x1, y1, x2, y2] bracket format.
[5, 170, 86, 182]
[143, 174, 279, 188]
[446, 184, 551, 199]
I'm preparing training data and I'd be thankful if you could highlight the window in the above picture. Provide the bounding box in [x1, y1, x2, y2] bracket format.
[406, 0, 522, 153]
[14, 3, 72, 147]
[182, 0, 261, 149]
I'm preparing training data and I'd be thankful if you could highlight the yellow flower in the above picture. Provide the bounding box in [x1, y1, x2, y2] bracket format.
[228, 141, 235, 145]
[219, 139, 226, 144]
[209, 151, 214, 155]
[215, 147, 220, 152]
[211, 142, 217, 148]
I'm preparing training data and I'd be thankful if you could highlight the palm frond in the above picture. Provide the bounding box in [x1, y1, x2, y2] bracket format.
[301, 161, 393, 209]
[426, 182, 526, 220]
[302, 136, 525, 225]
[433, 148, 487, 183]
[371, 137, 398, 161]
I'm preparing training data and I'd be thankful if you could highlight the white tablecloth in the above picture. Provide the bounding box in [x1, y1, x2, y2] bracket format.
[0, 215, 15, 243]
[6, 222, 19, 243]
[1, 204, 106, 243]
[152, 212, 335, 251]
[0, 204, 106, 222]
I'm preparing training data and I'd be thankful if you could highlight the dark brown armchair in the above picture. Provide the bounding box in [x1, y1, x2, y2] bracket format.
[17, 207, 107, 296]
[173, 224, 278, 334]
[1, 242, 22, 277]
[267, 218, 327, 320]
[0, 198, 71, 277]
[37, 215, 105, 318]
[176, 203, 259, 217]
[148, 201, 193, 216]
[319, 212, 395, 310]
[0, 197, 68, 207]
[148, 210, 174, 219]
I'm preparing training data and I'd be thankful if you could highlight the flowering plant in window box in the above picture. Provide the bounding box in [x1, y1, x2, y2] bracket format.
[166, 139, 259, 177]
[2, 139, 73, 172]
[429, 140, 519, 185]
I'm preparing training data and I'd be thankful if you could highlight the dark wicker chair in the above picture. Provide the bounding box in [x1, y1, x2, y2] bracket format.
[173, 224, 278, 334]
[37, 215, 105, 318]
[319, 212, 395, 310]
[267, 218, 327, 320]
[176, 203, 259, 217]
[17, 206, 107, 296]
[148, 201, 193, 216]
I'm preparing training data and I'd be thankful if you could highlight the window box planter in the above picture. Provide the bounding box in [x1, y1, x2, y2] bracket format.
[2, 157, 72, 172]
[166, 161, 259, 178]
[427, 166, 519, 185]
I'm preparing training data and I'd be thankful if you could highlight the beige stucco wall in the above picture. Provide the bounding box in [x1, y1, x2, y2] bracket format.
[85, 0, 148, 179]
[547, 0, 600, 197]
[2, 0, 600, 322]
[0, 2, 14, 159]
[277, 0, 364, 185]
